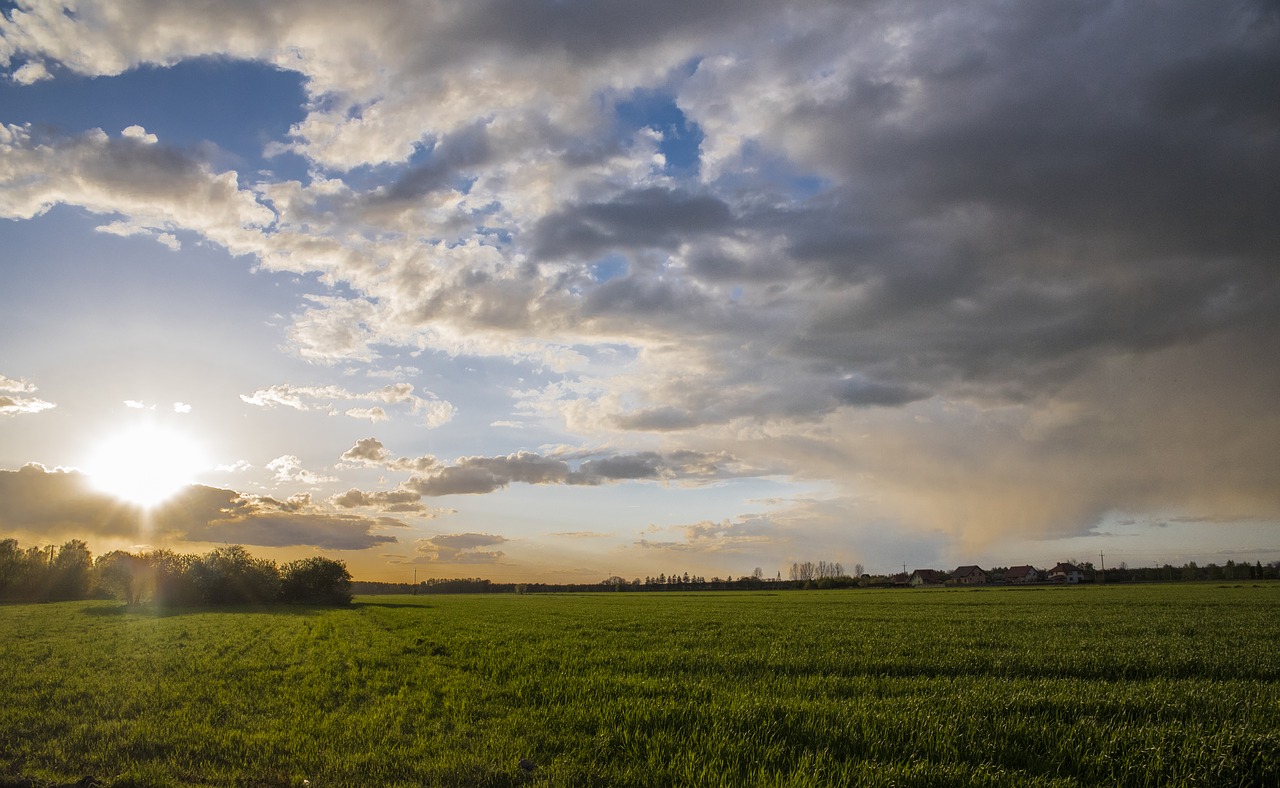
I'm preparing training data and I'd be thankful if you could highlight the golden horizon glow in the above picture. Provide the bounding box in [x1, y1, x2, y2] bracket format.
[83, 423, 207, 508]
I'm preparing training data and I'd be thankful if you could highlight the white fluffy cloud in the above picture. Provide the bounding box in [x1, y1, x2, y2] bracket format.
[242, 383, 455, 428]
[0, 123, 273, 255]
[0, 373, 55, 416]
[265, 455, 336, 486]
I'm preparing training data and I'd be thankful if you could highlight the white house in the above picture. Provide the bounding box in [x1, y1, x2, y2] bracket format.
[1048, 562, 1085, 584]
[910, 569, 943, 587]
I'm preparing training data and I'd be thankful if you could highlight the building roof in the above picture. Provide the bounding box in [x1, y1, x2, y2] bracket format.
[953, 565, 986, 578]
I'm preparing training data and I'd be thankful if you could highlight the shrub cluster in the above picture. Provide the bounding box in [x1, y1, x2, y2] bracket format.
[0, 538, 352, 606]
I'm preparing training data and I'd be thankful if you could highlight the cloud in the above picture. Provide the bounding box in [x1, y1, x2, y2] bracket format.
[532, 187, 733, 260]
[339, 437, 390, 465]
[165, 487, 403, 550]
[0, 123, 273, 255]
[0, 374, 55, 416]
[636, 513, 784, 555]
[0, 464, 139, 536]
[3, 0, 1279, 555]
[0, 464, 398, 550]
[9, 60, 49, 85]
[410, 532, 510, 564]
[242, 382, 454, 427]
[338, 438, 439, 474]
[329, 487, 425, 513]
[265, 455, 336, 486]
[240, 384, 354, 410]
[345, 406, 388, 423]
[0, 395, 56, 416]
[0, 375, 36, 394]
[405, 449, 742, 496]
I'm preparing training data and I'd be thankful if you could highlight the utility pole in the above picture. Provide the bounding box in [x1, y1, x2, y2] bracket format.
[413, 568, 417, 595]
[1098, 552, 1106, 584]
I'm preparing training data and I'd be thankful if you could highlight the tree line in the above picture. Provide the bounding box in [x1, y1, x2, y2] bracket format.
[356, 560, 865, 595]
[0, 538, 353, 605]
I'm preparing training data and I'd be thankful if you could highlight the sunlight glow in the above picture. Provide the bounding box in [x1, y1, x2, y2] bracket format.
[84, 423, 207, 508]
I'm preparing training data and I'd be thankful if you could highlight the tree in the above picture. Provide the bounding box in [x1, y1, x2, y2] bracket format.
[48, 540, 93, 600]
[191, 545, 280, 604]
[95, 550, 150, 605]
[0, 538, 22, 599]
[790, 562, 815, 582]
[151, 549, 200, 605]
[280, 556, 353, 605]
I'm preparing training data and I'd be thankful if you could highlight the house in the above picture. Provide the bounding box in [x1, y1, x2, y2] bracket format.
[951, 565, 988, 585]
[1047, 562, 1085, 584]
[1004, 565, 1041, 584]
[909, 569, 943, 587]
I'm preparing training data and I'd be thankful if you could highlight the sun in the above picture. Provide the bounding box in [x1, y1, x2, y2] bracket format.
[84, 423, 208, 508]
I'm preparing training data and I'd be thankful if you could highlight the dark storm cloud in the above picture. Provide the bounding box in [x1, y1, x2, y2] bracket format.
[647, 1, 1280, 406]
[533, 187, 733, 260]
[405, 449, 734, 496]
[372, 123, 493, 204]
[580, 275, 707, 319]
[445, 0, 773, 62]
[831, 377, 928, 408]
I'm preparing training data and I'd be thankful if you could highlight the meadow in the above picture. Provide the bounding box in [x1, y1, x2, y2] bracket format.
[1, 583, 1277, 787]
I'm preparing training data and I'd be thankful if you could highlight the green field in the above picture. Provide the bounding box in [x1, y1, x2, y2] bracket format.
[2, 584, 1278, 787]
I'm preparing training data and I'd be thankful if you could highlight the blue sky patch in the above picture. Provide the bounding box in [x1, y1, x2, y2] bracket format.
[615, 88, 703, 174]
[0, 56, 307, 172]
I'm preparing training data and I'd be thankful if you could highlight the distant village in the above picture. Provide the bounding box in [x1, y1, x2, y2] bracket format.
[354, 557, 1278, 595]
[891, 563, 1085, 587]
[874, 558, 1278, 588]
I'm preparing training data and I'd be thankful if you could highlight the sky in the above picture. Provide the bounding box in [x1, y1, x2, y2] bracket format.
[1, 0, 1278, 583]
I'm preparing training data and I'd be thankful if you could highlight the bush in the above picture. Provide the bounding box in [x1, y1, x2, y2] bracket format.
[190, 545, 281, 604]
[280, 557, 353, 605]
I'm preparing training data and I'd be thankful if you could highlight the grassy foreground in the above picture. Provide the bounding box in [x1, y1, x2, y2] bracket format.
[1, 584, 1278, 787]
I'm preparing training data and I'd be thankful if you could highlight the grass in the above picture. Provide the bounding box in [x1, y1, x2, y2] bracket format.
[1, 583, 1278, 786]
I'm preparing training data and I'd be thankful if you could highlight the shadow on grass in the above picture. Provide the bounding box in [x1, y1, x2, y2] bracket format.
[81, 602, 346, 618]
[353, 599, 434, 609]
